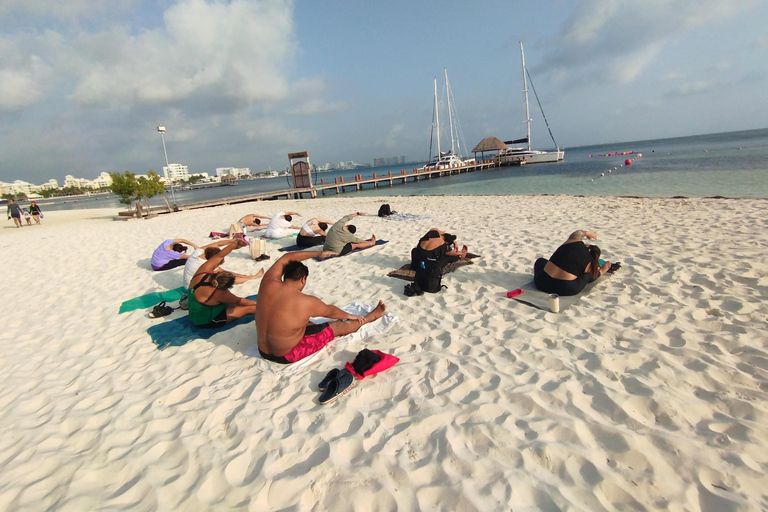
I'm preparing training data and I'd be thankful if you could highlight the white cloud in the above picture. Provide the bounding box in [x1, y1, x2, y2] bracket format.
[70, 0, 298, 107]
[0, 52, 52, 111]
[385, 124, 405, 149]
[540, 0, 761, 86]
[0, 0, 137, 22]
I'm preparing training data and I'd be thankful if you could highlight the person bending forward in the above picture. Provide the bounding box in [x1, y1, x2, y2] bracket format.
[256, 250, 386, 364]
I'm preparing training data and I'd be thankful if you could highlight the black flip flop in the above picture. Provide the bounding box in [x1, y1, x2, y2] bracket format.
[318, 368, 340, 391]
[319, 369, 354, 405]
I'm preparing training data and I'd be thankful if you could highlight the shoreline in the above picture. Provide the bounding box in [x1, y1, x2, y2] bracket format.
[1, 194, 766, 510]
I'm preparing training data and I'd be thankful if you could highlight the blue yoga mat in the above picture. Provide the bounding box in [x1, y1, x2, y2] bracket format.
[120, 286, 187, 314]
[278, 244, 319, 252]
[148, 294, 257, 350]
[315, 240, 389, 261]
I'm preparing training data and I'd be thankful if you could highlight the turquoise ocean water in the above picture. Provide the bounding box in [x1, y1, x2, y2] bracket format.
[32, 128, 768, 212]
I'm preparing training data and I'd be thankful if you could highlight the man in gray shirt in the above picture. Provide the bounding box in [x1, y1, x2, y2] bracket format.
[323, 212, 376, 255]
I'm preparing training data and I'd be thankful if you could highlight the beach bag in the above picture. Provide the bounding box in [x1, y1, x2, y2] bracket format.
[249, 238, 267, 259]
[377, 204, 392, 217]
[414, 258, 445, 293]
[229, 223, 244, 237]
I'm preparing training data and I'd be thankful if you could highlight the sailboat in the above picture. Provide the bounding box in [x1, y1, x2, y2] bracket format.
[424, 69, 475, 169]
[503, 41, 564, 164]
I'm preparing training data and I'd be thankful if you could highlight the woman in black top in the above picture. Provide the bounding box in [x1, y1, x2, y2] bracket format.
[29, 201, 42, 224]
[533, 230, 611, 296]
[411, 229, 468, 269]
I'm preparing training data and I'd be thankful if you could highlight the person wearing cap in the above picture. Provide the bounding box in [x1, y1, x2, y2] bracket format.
[29, 201, 42, 224]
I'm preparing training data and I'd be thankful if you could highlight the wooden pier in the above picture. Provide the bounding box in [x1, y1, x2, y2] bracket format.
[116, 160, 499, 218]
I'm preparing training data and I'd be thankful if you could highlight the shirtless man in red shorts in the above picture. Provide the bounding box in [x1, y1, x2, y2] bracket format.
[256, 250, 386, 364]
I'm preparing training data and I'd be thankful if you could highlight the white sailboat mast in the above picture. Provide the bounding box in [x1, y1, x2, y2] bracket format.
[445, 69, 456, 155]
[434, 77, 441, 157]
[520, 41, 532, 152]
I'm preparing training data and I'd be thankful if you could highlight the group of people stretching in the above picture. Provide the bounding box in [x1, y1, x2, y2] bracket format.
[149, 210, 386, 365]
[148, 206, 613, 365]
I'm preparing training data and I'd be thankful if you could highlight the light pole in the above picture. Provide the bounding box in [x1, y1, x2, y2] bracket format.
[157, 125, 177, 209]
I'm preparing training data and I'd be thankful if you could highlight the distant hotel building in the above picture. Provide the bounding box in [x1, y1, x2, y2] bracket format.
[216, 167, 251, 179]
[373, 155, 407, 167]
[163, 163, 189, 182]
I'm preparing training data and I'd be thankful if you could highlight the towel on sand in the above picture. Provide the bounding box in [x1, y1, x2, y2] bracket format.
[244, 302, 399, 376]
[385, 213, 432, 221]
[314, 240, 389, 261]
[120, 286, 187, 314]
[387, 253, 480, 281]
[148, 293, 257, 350]
[505, 273, 612, 312]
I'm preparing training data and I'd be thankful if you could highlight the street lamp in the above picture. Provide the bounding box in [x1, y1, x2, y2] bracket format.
[157, 125, 177, 209]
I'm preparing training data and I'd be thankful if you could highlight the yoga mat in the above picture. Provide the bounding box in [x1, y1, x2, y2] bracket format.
[385, 213, 433, 221]
[260, 233, 299, 241]
[507, 273, 612, 312]
[387, 253, 480, 281]
[314, 240, 389, 261]
[148, 293, 257, 350]
[278, 244, 321, 252]
[119, 286, 187, 314]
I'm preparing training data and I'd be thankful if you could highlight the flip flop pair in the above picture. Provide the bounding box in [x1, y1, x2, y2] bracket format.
[318, 368, 354, 405]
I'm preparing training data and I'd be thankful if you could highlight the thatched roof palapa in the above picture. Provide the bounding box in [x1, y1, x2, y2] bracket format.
[472, 137, 508, 153]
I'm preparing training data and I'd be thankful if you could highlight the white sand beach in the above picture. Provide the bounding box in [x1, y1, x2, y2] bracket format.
[1, 195, 767, 511]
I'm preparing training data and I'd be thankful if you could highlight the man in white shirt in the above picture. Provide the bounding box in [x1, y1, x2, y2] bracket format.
[183, 239, 264, 289]
[264, 211, 302, 239]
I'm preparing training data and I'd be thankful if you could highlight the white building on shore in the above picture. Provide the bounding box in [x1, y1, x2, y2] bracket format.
[163, 163, 189, 182]
[216, 167, 250, 179]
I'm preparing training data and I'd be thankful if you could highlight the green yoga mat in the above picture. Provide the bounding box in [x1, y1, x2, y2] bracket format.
[119, 286, 187, 314]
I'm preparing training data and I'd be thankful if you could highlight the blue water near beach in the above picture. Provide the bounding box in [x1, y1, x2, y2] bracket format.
[35, 128, 768, 212]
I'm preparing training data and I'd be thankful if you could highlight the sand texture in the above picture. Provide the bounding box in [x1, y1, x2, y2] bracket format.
[1, 195, 767, 511]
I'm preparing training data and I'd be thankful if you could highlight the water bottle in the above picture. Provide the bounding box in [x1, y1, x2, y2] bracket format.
[506, 288, 524, 298]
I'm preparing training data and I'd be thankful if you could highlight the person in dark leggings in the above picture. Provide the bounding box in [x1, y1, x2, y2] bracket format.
[410, 229, 468, 269]
[533, 230, 612, 296]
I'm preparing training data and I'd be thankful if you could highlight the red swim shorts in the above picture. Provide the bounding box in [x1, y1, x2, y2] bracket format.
[283, 323, 336, 363]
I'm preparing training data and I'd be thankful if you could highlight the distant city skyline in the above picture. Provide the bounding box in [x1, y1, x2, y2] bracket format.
[1, 1, 766, 184]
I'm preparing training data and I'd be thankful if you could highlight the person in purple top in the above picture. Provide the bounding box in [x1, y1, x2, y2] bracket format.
[151, 238, 199, 271]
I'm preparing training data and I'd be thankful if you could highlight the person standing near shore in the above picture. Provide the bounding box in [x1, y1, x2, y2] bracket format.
[6, 199, 22, 228]
[322, 212, 376, 256]
[29, 201, 42, 224]
[255, 250, 386, 364]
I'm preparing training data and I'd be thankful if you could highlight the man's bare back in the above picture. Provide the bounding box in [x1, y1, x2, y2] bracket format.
[256, 250, 385, 360]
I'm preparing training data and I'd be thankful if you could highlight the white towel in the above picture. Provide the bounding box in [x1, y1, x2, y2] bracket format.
[244, 302, 399, 376]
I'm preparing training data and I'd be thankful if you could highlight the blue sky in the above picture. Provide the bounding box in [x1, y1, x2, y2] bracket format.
[1, 0, 766, 184]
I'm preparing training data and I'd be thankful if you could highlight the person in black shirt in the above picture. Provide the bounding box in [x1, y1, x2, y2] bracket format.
[533, 230, 611, 296]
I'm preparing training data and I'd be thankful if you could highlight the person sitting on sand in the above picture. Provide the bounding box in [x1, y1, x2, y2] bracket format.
[296, 217, 334, 247]
[264, 211, 302, 239]
[256, 250, 386, 364]
[151, 238, 198, 271]
[411, 228, 468, 269]
[183, 239, 265, 289]
[322, 212, 376, 256]
[533, 230, 612, 296]
[188, 239, 258, 328]
[238, 213, 271, 228]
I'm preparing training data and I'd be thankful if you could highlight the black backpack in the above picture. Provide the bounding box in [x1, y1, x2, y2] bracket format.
[414, 258, 445, 293]
[378, 204, 392, 217]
